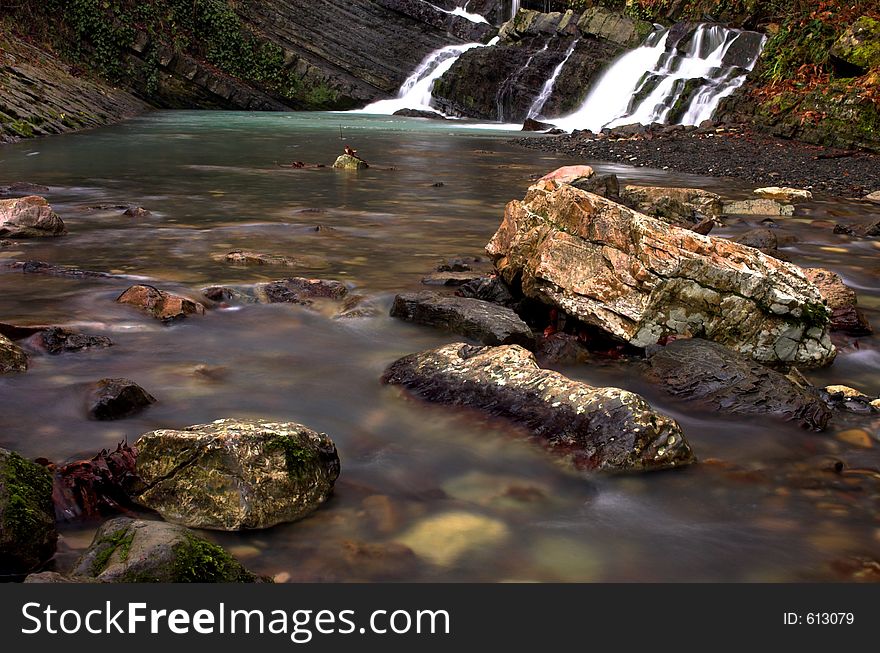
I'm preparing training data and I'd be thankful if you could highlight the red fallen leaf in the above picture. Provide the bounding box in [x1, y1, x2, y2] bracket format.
[543, 325, 558, 338]
[42, 442, 141, 522]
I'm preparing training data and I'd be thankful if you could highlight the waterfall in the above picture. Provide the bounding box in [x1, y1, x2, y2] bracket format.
[419, 0, 489, 24]
[496, 43, 549, 122]
[553, 24, 766, 132]
[357, 43, 484, 115]
[526, 39, 579, 120]
[510, 1, 521, 20]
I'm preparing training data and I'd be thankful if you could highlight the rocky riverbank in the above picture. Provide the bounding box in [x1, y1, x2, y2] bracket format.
[512, 125, 880, 198]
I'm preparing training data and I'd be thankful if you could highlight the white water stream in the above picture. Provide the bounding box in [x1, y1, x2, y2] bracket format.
[553, 24, 766, 132]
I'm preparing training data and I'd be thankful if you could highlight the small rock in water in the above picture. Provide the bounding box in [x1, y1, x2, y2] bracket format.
[864, 191, 880, 203]
[393, 108, 446, 120]
[835, 429, 874, 449]
[117, 284, 206, 322]
[31, 327, 113, 354]
[822, 385, 877, 415]
[383, 343, 694, 472]
[0, 334, 29, 374]
[733, 228, 780, 251]
[803, 268, 873, 336]
[754, 187, 813, 202]
[522, 118, 555, 132]
[264, 277, 349, 304]
[723, 198, 795, 217]
[333, 154, 369, 170]
[0, 195, 66, 238]
[620, 185, 722, 224]
[391, 292, 534, 348]
[71, 517, 260, 582]
[0, 448, 57, 577]
[123, 206, 151, 218]
[421, 271, 484, 287]
[135, 418, 340, 530]
[87, 378, 156, 421]
[395, 511, 510, 567]
[221, 249, 298, 267]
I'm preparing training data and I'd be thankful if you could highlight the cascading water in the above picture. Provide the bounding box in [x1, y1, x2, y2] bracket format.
[496, 43, 549, 122]
[553, 24, 766, 132]
[510, 1, 521, 20]
[418, 0, 489, 24]
[357, 43, 484, 115]
[526, 39, 579, 119]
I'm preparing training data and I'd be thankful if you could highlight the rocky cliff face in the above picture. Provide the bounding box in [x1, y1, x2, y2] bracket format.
[433, 8, 651, 122]
[0, 0, 490, 142]
[0, 33, 147, 144]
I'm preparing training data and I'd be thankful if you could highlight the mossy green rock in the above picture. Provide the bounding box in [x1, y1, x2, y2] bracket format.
[333, 154, 369, 170]
[831, 16, 880, 75]
[0, 448, 57, 575]
[72, 517, 259, 583]
[0, 334, 28, 374]
[135, 419, 340, 531]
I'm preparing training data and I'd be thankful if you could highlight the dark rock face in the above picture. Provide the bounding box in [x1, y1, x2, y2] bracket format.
[117, 285, 206, 322]
[87, 378, 156, 421]
[803, 268, 873, 336]
[33, 328, 113, 354]
[234, 0, 471, 105]
[456, 276, 519, 308]
[72, 517, 259, 582]
[0, 34, 146, 143]
[434, 35, 624, 122]
[0, 448, 57, 577]
[646, 339, 832, 431]
[391, 292, 534, 348]
[382, 343, 695, 472]
[135, 419, 340, 531]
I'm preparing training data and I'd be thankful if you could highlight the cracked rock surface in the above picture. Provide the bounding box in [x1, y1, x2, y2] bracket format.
[382, 343, 694, 473]
[487, 179, 836, 368]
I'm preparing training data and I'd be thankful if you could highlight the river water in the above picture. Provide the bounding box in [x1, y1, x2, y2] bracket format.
[1, 111, 878, 582]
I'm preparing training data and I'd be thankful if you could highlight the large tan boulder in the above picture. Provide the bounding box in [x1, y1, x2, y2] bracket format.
[0, 196, 65, 238]
[487, 179, 836, 368]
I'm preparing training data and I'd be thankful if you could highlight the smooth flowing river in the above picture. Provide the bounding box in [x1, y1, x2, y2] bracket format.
[1, 112, 878, 581]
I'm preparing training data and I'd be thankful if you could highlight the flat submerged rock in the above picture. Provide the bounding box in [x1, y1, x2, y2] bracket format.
[391, 292, 534, 348]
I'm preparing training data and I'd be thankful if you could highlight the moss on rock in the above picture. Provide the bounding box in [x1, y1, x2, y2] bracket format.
[0, 448, 57, 576]
[74, 517, 261, 583]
